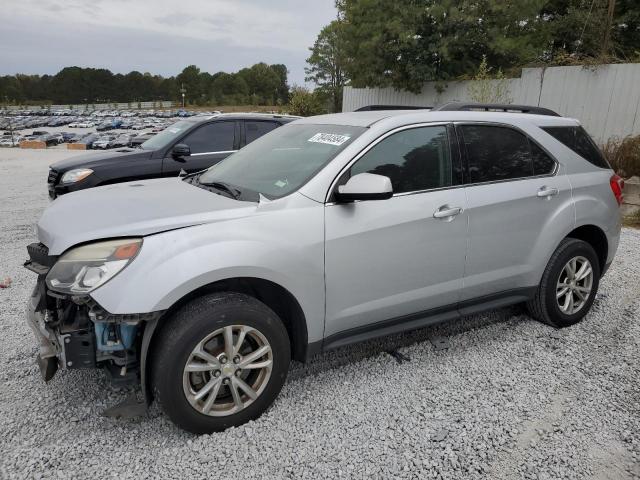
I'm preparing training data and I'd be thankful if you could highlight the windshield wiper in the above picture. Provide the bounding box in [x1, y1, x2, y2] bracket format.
[197, 179, 242, 199]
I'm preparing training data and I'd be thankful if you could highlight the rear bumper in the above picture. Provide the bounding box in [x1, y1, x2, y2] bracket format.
[603, 217, 622, 277]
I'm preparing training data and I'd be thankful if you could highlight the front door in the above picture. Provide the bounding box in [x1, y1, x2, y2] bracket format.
[162, 120, 238, 176]
[324, 124, 468, 338]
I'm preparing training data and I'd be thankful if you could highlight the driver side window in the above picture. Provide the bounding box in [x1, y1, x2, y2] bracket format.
[350, 125, 453, 194]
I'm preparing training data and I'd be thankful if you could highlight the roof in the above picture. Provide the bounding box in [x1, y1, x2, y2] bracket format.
[190, 112, 301, 122]
[293, 111, 402, 127]
[292, 110, 579, 128]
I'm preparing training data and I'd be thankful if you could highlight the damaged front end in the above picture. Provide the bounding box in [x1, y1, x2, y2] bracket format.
[24, 241, 161, 387]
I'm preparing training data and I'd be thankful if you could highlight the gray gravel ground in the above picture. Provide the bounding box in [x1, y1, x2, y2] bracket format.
[1, 149, 639, 479]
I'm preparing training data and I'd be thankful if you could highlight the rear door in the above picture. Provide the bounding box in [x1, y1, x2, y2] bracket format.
[458, 123, 573, 304]
[162, 120, 238, 176]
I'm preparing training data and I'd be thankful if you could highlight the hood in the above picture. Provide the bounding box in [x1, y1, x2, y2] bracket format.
[50, 149, 152, 171]
[38, 178, 257, 254]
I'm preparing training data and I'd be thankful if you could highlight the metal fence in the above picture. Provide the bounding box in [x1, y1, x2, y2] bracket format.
[342, 63, 640, 143]
[4, 100, 175, 111]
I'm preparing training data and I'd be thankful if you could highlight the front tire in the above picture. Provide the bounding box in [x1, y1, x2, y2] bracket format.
[527, 238, 600, 328]
[152, 292, 290, 434]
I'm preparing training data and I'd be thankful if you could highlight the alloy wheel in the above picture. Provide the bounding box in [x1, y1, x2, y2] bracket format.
[556, 256, 593, 315]
[182, 325, 273, 417]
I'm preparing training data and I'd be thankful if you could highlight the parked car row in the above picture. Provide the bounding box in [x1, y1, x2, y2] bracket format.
[0, 108, 209, 118]
[0, 108, 224, 142]
[0, 128, 156, 149]
[1, 114, 174, 135]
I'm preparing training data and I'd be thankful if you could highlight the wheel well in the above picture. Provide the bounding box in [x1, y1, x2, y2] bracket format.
[141, 278, 309, 404]
[156, 277, 309, 362]
[565, 225, 608, 272]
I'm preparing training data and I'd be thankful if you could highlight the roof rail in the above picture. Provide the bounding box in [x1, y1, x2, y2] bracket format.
[434, 102, 560, 117]
[354, 105, 432, 112]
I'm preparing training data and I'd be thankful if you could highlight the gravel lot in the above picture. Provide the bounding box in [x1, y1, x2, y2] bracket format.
[1, 148, 639, 479]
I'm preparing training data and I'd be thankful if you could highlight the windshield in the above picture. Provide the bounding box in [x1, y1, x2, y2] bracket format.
[140, 120, 193, 150]
[197, 123, 365, 199]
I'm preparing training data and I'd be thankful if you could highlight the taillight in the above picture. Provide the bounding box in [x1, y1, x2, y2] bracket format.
[610, 174, 624, 206]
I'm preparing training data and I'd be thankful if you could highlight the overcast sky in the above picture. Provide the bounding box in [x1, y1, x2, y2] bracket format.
[0, 0, 337, 86]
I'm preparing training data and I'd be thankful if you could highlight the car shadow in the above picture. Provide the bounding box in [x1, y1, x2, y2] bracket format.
[287, 304, 533, 383]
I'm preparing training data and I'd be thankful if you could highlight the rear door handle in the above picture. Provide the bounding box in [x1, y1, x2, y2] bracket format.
[433, 205, 463, 219]
[537, 186, 559, 198]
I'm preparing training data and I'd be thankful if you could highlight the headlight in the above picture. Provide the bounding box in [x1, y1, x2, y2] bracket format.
[46, 239, 142, 294]
[61, 168, 93, 184]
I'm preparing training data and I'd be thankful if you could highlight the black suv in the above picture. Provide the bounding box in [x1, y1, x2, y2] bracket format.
[47, 113, 298, 198]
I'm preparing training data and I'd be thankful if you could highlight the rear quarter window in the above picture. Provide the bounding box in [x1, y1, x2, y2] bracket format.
[542, 126, 610, 169]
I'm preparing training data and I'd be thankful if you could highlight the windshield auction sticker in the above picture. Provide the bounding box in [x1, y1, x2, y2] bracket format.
[308, 133, 351, 146]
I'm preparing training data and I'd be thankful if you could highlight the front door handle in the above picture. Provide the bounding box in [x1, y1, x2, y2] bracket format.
[433, 205, 463, 219]
[537, 186, 559, 198]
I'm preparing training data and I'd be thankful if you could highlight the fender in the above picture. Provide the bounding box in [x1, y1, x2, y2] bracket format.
[91, 199, 326, 345]
[528, 171, 619, 287]
[570, 171, 621, 266]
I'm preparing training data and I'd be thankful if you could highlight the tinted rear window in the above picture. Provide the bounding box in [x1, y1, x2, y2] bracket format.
[530, 141, 556, 176]
[245, 120, 279, 144]
[542, 126, 609, 169]
[460, 125, 533, 183]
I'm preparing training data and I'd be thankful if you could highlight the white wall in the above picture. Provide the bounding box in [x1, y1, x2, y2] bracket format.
[342, 63, 640, 142]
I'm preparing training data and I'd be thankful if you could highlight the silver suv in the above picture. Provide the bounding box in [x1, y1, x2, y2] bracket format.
[25, 104, 623, 433]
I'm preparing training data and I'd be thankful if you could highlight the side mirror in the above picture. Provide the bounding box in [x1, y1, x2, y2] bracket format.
[172, 143, 191, 160]
[335, 173, 393, 202]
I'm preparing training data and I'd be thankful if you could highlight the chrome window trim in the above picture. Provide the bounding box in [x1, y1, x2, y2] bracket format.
[190, 150, 238, 157]
[324, 121, 453, 204]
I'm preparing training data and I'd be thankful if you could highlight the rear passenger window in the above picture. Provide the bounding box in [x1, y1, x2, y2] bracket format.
[530, 141, 556, 175]
[245, 121, 279, 144]
[542, 126, 609, 169]
[350, 125, 452, 193]
[182, 121, 235, 154]
[460, 125, 533, 182]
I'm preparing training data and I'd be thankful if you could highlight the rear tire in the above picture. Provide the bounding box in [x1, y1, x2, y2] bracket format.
[152, 292, 290, 434]
[526, 238, 600, 328]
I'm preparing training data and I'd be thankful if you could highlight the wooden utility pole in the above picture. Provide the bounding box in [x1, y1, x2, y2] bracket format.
[602, 0, 616, 57]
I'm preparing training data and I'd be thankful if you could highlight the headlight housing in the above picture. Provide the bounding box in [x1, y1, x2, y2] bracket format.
[46, 239, 142, 294]
[61, 168, 93, 184]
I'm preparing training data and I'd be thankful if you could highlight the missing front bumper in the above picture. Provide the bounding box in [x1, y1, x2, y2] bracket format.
[26, 286, 59, 378]
[26, 279, 162, 385]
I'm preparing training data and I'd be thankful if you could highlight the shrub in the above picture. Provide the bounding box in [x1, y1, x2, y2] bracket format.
[287, 86, 325, 117]
[601, 135, 640, 178]
[467, 55, 512, 104]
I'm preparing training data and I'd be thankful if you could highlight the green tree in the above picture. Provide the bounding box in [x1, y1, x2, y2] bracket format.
[237, 63, 281, 104]
[535, 0, 640, 63]
[306, 20, 347, 112]
[176, 65, 203, 105]
[332, 0, 640, 92]
[269, 64, 290, 104]
[336, 0, 546, 92]
[0, 62, 291, 106]
[210, 72, 249, 104]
